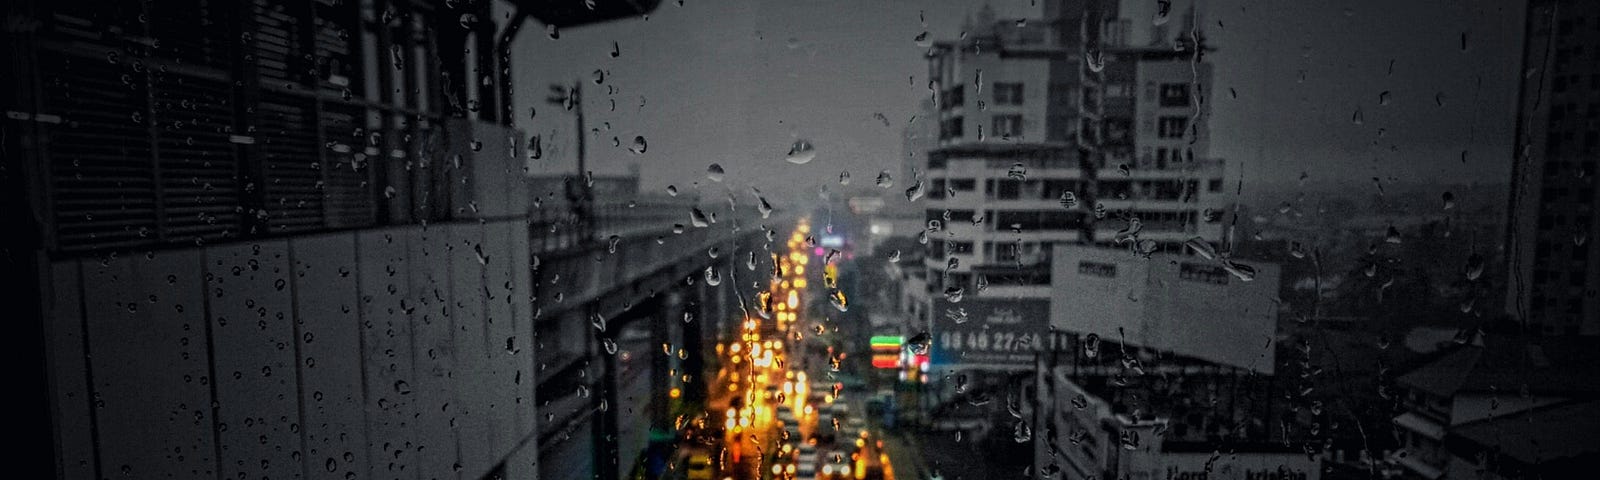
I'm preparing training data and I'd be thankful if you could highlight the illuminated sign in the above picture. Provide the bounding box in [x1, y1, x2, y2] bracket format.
[870, 336, 903, 369]
[871, 354, 899, 369]
[869, 336, 904, 349]
[930, 298, 1051, 368]
[820, 235, 844, 247]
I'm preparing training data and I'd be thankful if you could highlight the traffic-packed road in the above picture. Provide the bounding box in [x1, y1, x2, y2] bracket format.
[674, 219, 899, 480]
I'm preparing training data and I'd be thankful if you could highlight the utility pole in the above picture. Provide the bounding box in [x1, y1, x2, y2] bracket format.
[548, 81, 593, 241]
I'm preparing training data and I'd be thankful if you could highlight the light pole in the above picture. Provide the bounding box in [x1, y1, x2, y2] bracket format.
[545, 81, 587, 177]
[547, 81, 593, 240]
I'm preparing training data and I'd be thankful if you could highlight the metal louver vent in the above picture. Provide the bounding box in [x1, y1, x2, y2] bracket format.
[42, 55, 158, 252]
[251, 0, 309, 84]
[313, 1, 358, 95]
[321, 104, 376, 228]
[256, 93, 323, 234]
[152, 73, 241, 244]
[149, 0, 231, 70]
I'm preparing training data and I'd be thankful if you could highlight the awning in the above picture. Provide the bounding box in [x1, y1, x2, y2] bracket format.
[1393, 411, 1446, 440]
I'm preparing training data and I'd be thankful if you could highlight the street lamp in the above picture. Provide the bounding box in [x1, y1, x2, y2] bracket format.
[547, 81, 594, 240]
[544, 82, 586, 176]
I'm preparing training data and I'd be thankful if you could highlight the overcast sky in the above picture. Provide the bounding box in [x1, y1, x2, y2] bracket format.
[508, 0, 1526, 204]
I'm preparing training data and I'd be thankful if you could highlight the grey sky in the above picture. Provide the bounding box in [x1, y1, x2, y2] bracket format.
[509, 0, 1525, 203]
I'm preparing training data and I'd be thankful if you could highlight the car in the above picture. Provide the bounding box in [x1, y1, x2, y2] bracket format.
[770, 460, 799, 478]
[792, 443, 820, 479]
[795, 459, 818, 480]
[845, 416, 867, 438]
[811, 381, 837, 400]
[819, 450, 852, 479]
[814, 411, 837, 444]
[685, 452, 715, 480]
[794, 443, 817, 464]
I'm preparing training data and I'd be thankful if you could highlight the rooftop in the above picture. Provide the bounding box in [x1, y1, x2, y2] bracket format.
[1447, 400, 1600, 469]
[1396, 335, 1600, 398]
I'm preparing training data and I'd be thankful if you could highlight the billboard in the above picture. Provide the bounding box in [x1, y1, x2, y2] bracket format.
[931, 298, 1051, 369]
[1050, 245, 1281, 374]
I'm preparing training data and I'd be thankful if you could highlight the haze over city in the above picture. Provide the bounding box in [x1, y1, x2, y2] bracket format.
[12, 1, 1596, 479]
[512, 0, 1524, 203]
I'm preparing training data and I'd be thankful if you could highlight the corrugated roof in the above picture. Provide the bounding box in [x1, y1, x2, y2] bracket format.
[1448, 400, 1600, 465]
[1396, 336, 1600, 397]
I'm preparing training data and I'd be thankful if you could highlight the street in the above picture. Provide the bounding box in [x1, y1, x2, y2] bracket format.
[670, 219, 900, 480]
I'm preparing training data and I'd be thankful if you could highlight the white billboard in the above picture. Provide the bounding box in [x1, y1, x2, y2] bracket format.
[1050, 244, 1280, 374]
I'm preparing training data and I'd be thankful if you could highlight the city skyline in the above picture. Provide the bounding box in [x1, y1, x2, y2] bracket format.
[10, 1, 1595, 479]
[511, 0, 1525, 204]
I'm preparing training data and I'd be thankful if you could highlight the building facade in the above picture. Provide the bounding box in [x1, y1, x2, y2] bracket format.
[5, 1, 665, 479]
[914, 0, 1228, 357]
[1390, 335, 1600, 479]
[1504, 0, 1600, 335]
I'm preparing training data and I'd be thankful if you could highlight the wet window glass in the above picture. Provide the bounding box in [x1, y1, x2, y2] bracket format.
[11, 1, 1599, 480]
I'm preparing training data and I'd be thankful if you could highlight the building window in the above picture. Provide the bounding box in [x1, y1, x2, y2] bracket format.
[1105, 83, 1132, 98]
[1159, 83, 1191, 107]
[946, 210, 976, 224]
[996, 179, 1022, 199]
[1103, 118, 1132, 143]
[993, 114, 1023, 138]
[994, 82, 1025, 105]
[941, 116, 965, 139]
[948, 85, 965, 108]
[1078, 261, 1117, 278]
[1157, 116, 1189, 138]
[1179, 262, 1230, 285]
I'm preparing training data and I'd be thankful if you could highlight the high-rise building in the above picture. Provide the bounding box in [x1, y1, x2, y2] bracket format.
[903, 3, 1316, 476]
[914, 0, 1226, 333]
[5, 2, 661, 479]
[1504, 0, 1600, 336]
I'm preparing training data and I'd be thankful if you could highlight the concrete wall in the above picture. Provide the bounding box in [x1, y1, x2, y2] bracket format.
[939, 51, 1052, 144]
[43, 220, 536, 480]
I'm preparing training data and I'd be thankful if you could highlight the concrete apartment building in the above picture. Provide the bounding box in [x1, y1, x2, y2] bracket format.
[4, 2, 726, 479]
[907, 0, 1228, 332]
[1504, 0, 1600, 335]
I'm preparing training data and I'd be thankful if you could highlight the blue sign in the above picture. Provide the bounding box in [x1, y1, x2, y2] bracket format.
[930, 298, 1050, 368]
